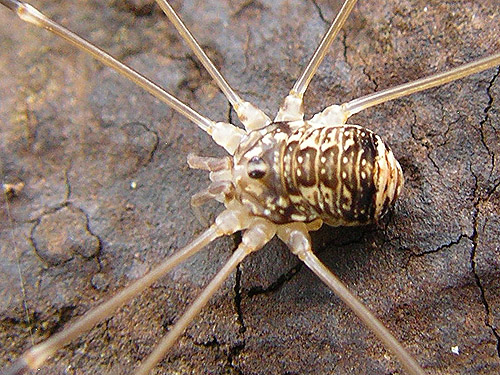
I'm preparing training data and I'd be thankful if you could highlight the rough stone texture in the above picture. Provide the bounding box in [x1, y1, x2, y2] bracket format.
[0, 0, 499, 374]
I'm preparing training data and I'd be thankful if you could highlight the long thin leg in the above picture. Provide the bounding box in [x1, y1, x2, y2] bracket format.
[154, 0, 271, 131]
[0, 0, 245, 154]
[1, 206, 253, 374]
[309, 52, 500, 127]
[135, 219, 277, 375]
[302, 251, 426, 375]
[275, 0, 358, 122]
[2, 227, 218, 374]
[342, 52, 500, 116]
[277, 223, 426, 375]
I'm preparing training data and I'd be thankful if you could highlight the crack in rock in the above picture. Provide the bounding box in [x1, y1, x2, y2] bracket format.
[31, 205, 102, 266]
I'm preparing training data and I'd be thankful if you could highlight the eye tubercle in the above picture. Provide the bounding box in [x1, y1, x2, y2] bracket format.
[247, 156, 268, 179]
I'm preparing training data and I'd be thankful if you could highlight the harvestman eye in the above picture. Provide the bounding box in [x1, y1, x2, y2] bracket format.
[0, 0, 499, 374]
[247, 157, 268, 179]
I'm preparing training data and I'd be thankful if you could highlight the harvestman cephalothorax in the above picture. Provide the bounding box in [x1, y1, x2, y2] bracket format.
[1, 0, 500, 374]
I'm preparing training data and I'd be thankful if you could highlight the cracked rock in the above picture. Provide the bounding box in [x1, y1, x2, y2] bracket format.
[32, 206, 101, 265]
[0, 0, 499, 374]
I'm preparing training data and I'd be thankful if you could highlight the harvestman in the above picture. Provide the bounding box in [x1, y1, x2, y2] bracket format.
[1, 0, 499, 374]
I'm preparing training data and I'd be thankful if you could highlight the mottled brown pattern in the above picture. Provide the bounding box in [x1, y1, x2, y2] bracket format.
[282, 124, 402, 226]
[234, 122, 402, 227]
[295, 146, 318, 187]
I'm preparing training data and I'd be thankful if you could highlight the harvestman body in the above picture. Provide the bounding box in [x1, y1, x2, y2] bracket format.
[1, 0, 499, 374]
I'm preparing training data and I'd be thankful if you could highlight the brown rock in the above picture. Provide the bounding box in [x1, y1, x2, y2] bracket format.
[0, 0, 499, 374]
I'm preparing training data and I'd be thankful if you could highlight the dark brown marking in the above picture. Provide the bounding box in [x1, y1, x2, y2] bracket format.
[296, 147, 317, 187]
[322, 145, 340, 190]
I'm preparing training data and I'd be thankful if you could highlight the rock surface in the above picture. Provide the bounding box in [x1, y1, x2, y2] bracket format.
[0, 0, 499, 374]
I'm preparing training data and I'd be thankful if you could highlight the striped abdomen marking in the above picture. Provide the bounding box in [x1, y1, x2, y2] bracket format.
[233, 122, 402, 226]
[282, 124, 403, 226]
